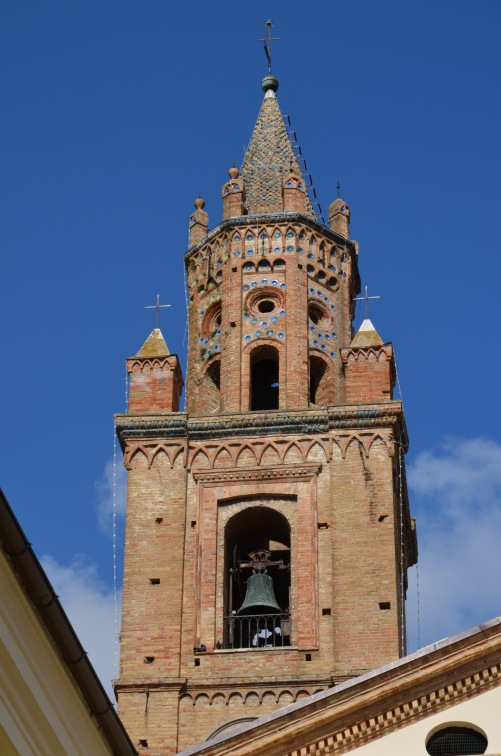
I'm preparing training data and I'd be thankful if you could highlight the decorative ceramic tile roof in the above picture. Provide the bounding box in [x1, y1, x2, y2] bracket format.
[241, 90, 315, 217]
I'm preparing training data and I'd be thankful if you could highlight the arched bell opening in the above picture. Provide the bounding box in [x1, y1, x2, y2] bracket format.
[250, 345, 279, 411]
[309, 354, 331, 406]
[200, 359, 221, 414]
[223, 506, 291, 649]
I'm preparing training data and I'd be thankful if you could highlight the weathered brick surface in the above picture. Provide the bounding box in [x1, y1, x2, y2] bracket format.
[184, 218, 359, 414]
[328, 198, 350, 238]
[116, 417, 414, 753]
[127, 355, 183, 413]
[341, 345, 395, 403]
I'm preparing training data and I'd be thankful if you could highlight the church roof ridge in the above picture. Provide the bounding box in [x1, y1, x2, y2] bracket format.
[240, 89, 315, 218]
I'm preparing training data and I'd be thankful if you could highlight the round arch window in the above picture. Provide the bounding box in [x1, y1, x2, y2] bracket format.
[426, 726, 487, 755]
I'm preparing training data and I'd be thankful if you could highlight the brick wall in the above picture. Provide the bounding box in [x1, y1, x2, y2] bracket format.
[185, 218, 359, 414]
[116, 410, 413, 753]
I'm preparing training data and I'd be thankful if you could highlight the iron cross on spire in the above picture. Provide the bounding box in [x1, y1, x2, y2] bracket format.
[356, 285, 381, 320]
[260, 19, 280, 75]
[144, 294, 171, 328]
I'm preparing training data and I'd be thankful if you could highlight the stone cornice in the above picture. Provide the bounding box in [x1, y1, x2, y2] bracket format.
[184, 213, 357, 261]
[192, 462, 321, 485]
[181, 675, 332, 692]
[189, 412, 329, 439]
[115, 402, 407, 449]
[114, 677, 187, 694]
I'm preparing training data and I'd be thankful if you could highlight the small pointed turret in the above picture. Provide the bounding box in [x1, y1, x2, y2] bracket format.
[189, 196, 208, 247]
[329, 197, 350, 237]
[127, 328, 184, 413]
[340, 319, 395, 403]
[282, 165, 309, 214]
[222, 166, 245, 219]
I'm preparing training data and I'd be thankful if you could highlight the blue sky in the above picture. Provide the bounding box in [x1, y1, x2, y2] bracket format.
[1, 1, 500, 696]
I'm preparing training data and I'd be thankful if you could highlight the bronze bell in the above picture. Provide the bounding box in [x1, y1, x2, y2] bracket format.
[237, 569, 282, 615]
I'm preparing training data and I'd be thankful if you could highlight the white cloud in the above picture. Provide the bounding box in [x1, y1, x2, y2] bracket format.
[41, 554, 121, 702]
[95, 457, 127, 536]
[36, 457, 127, 699]
[406, 437, 501, 652]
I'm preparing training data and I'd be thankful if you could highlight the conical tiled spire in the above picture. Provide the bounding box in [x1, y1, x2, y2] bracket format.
[241, 89, 315, 217]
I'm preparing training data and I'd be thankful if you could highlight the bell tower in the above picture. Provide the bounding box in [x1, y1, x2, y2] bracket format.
[115, 74, 417, 755]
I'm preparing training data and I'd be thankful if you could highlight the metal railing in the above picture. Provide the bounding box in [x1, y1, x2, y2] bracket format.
[223, 613, 291, 650]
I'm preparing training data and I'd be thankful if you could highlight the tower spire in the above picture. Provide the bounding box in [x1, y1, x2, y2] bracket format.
[240, 90, 314, 216]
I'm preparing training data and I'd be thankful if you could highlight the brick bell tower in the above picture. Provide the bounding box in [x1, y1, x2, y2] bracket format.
[115, 73, 417, 755]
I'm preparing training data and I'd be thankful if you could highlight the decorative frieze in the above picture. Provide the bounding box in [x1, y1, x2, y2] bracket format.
[192, 462, 321, 484]
[116, 403, 405, 446]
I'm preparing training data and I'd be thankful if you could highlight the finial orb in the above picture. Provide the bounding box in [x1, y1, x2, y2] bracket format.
[194, 196, 205, 210]
[228, 166, 239, 179]
[261, 75, 279, 93]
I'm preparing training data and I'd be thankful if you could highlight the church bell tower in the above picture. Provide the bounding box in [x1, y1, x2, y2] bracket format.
[115, 72, 417, 755]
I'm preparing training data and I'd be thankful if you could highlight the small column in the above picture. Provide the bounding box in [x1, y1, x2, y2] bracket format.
[127, 329, 184, 413]
[222, 167, 245, 219]
[189, 197, 208, 247]
[328, 197, 350, 238]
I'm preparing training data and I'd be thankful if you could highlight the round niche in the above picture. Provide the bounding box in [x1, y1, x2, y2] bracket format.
[201, 300, 222, 337]
[245, 287, 284, 317]
[308, 300, 333, 330]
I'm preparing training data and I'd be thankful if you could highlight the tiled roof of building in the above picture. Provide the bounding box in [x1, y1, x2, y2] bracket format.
[241, 89, 315, 217]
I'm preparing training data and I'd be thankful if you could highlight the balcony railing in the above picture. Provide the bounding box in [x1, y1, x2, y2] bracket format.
[223, 613, 291, 650]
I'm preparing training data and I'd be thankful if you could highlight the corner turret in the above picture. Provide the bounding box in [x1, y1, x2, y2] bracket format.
[222, 166, 245, 219]
[340, 319, 395, 402]
[329, 197, 351, 237]
[126, 328, 184, 413]
[282, 166, 308, 214]
[189, 197, 208, 247]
